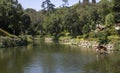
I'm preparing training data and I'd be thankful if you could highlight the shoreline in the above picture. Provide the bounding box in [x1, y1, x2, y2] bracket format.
[0, 35, 34, 48]
[45, 37, 115, 53]
[0, 35, 117, 53]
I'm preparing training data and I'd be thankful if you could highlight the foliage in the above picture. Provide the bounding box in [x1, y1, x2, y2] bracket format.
[29, 0, 118, 41]
[95, 31, 109, 45]
[0, 28, 16, 37]
[112, 0, 120, 12]
[114, 13, 120, 23]
[41, 0, 55, 14]
[114, 41, 120, 50]
[112, 0, 120, 23]
[105, 13, 114, 27]
[83, 24, 90, 34]
[0, 0, 120, 42]
[25, 9, 43, 35]
[97, 0, 112, 24]
[0, 0, 31, 35]
[89, 32, 96, 38]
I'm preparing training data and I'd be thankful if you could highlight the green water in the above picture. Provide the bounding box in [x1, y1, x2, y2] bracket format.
[0, 41, 120, 73]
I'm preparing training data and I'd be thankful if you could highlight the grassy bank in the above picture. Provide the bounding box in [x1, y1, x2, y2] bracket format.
[0, 36, 31, 48]
[0, 29, 34, 48]
[45, 35, 120, 51]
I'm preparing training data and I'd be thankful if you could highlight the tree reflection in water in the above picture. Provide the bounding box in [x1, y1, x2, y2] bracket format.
[0, 42, 120, 73]
[0, 45, 34, 73]
[83, 53, 120, 73]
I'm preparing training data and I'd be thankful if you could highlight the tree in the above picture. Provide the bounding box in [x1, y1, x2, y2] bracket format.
[97, 31, 109, 45]
[112, 0, 120, 23]
[105, 13, 114, 27]
[92, 0, 96, 3]
[21, 14, 31, 34]
[0, 0, 31, 35]
[63, 9, 83, 37]
[25, 8, 44, 35]
[82, 24, 90, 38]
[25, 8, 39, 24]
[62, 0, 69, 7]
[83, 0, 89, 4]
[41, 0, 55, 13]
[113, 0, 120, 12]
[97, 0, 112, 24]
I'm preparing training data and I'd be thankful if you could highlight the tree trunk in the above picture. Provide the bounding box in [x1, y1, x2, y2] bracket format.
[92, 0, 96, 3]
[83, 0, 89, 4]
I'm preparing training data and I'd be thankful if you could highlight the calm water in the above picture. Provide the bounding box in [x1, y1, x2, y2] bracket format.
[0, 41, 120, 73]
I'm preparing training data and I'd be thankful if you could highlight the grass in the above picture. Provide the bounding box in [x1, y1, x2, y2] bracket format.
[108, 35, 119, 40]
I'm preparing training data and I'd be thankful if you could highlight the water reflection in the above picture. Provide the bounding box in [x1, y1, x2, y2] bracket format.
[83, 53, 120, 73]
[0, 41, 120, 73]
[0, 44, 34, 73]
[23, 43, 96, 73]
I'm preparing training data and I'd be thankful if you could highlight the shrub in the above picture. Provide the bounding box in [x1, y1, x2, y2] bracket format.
[114, 41, 120, 50]
[96, 31, 109, 45]
[83, 34, 89, 39]
[105, 13, 114, 27]
[89, 32, 96, 38]
[109, 29, 118, 36]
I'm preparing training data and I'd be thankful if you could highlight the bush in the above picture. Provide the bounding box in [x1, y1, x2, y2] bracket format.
[95, 31, 109, 45]
[109, 28, 118, 36]
[108, 36, 119, 41]
[114, 41, 120, 50]
[77, 35, 83, 39]
[105, 13, 114, 27]
[83, 34, 89, 39]
[114, 13, 120, 23]
[89, 32, 96, 38]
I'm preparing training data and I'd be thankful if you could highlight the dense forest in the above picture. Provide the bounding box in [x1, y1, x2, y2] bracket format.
[0, 0, 120, 44]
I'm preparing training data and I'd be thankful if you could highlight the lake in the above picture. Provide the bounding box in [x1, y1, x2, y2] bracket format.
[0, 40, 120, 73]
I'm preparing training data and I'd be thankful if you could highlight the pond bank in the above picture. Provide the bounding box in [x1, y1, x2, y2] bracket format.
[61, 39, 113, 50]
[0, 35, 33, 48]
[45, 37, 115, 52]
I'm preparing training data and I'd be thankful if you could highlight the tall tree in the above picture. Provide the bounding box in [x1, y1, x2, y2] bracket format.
[113, 0, 120, 23]
[0, 0, 31, 35]
[79, 0, 81, 4]
[41, 0, 55, 13]
[83, 0, 89, 4]
[113, 0, 120, 12]
[62, 0, 69, 7]
[97, 0, 111, 24]
[25, 8, 44, 35]
[92, 0, 96, 3]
